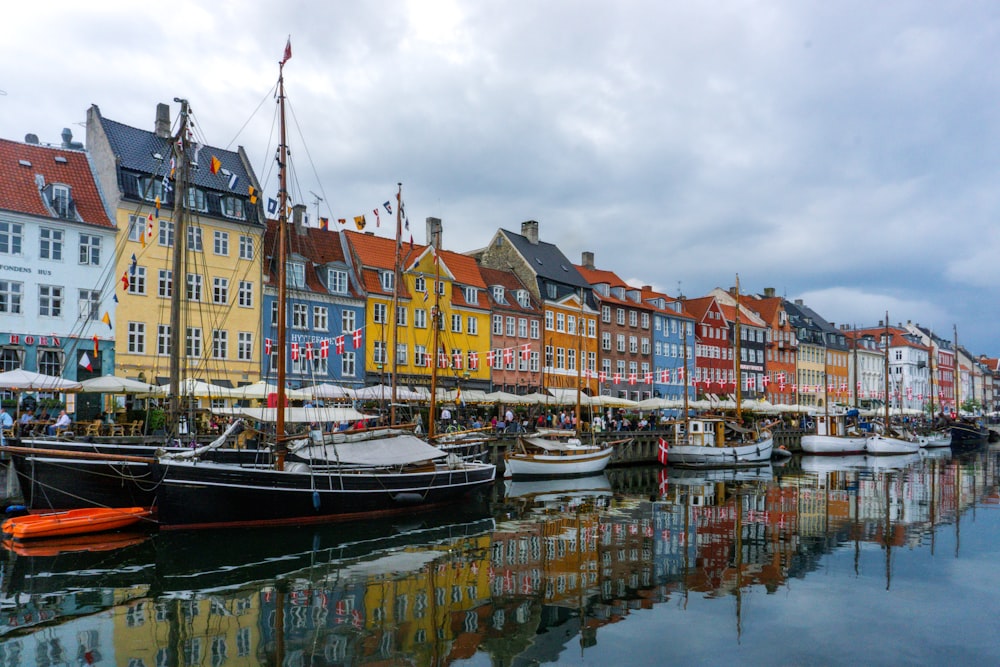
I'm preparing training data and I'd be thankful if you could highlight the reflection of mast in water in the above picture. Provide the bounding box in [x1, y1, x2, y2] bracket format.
[955, 460, 961, 558]
[683, 500, 690, 610]
[930, 459, 937, 556]
[735, 489, 743, 644]
[884, 471, 892, 591]
[853, 469, 861, 577]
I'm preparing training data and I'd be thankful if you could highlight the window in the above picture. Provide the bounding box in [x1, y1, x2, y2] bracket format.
[530, 320, 540, 339]
[373, 303, 387, 324]
[328, 269, 348, 293]
[288, 261, 305, 289]
[616, 308, 625, 325]
[238, 280, 253, 308]
[38, 349, 62, 376]
[212, 330, 227, 359]
[567, 315, 576, 335]
[641, 312, 650, 329]
[237, 332, 253, 361]
[292, 303, 308, 329]
[556, 313, 565, 332]
[0, 222, 23, 255]
[556, 347, 565, 369]
[415, 345, 428, 367]
[158, 270, 173, 298]
[517, 290, 530, 308]
[506, 316, 516, 337]
[492, 314, 503, 335]
[546, 283, 557, 299]
[437, 280, 446, 295]
[342, 351, 356, 377]
[415, 276, 426, 293]
[601, 305, 611, 323]
[157, 325, 171, 356]
[79, 234, 100, 265]
[38, 285, 62, 317]
[50, 184, 71, 218]
[415, 309, 427, 329]
[396, 343, 407, 365]
[373, 341, 386, 365]
[567, 348, 576, 371]
[128, 322, 145, 354]
[314, 306, 328, 331]
[79, 289, 99, 321]
[222, 196, 245, 219]
[213, 230, 229, 255]
[128, 215, 144, 241]
[380, 271, 394, 291]
[492, 285, 505, 303]
[629, 311, 637, 327]
[0, 280, 23, 314]
[602, 332, 611, 351]
[545, 345, 554, 368]
[39, 228, 63, 260]
[641, 337, 650, 355]
[186, 188, 207, 213]
[545, 311, 553, 330]
[617, 334, 626, 353]
[530, 351, 540, 372]
[186, 327, 203, 358]
[396, 306, 407, 327]
[128, 266, 146, 295]
[464, 286, 477, 303]
[588, 318, 596, 337]
[452, 314, 462, 333]
[629, 336, 638, 353]
[186, 273, 202, 301]
[342, 310, 356, 332]
[212, 277, 228, 304]
[159, 220, 174, 247]
[239, 235, 254, 260]
[467, 316, 478, 335]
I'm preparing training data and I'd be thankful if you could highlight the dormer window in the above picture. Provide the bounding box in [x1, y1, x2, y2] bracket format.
[492, 285, 506, 303]
[516, 290, 530, 308]
[379, 270, 394, 292]
[186, 187, 208, 213]
[464, 286, 477, 304]
[595, 283, 610, 297]
[611, 286, 625, 299]
[628, 289, 640, 303]
[287, 261, 305, 289]
[222, 196, 245, 220]
[50, 184, 72, 218]
[327, 268, 348, 294]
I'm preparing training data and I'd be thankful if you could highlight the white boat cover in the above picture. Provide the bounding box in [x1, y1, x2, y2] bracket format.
[521, 436, 590, 452]
[295, 434, 446, 465]
[214, 406, 367, 423]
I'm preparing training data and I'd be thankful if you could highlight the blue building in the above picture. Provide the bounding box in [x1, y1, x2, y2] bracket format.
[643, 287, 696, 406]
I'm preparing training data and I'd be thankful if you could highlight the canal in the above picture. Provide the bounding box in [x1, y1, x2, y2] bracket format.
[0, 445, 997, 666]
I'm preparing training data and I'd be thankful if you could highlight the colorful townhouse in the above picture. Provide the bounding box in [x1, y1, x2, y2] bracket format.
[746, 289, 798, 406]
[261, 215, 367, 389]
[906, 322, 956, 413]
[0, 134, 117, 416]
[640, 285, 695, 404]
[708, 287, 768, 400]
[478, 265, 543, 394]
[86, 102, 264, 393]
[845, 328, 886, 409]
[782, 299, 830, 408]
[577, 251, 655, 401]
[475, 221, 597, 396]
[855, 322, 930, 412]
[681, 295, 732, 398]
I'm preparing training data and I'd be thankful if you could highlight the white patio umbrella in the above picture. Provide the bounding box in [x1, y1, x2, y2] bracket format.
[158, 378, 241, 399]
[304, 383, 357, 400]
[0, 368, 82, 392]
[79, 374, 165, 396]
[483, 390, 524, 404]
[232, 380, 311, 401]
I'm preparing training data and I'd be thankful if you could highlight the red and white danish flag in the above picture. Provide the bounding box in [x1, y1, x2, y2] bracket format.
[291, 342, 299, 361]
[520, 343, 531, 360]
[503, 347, 514, 365]
[352, 328, 362, 349]
[335, 336, 345, 355]
[265, 338, 273, 356]
[469, 351, 479, 370]
[657, 437, 669, 466]
[320, 339, 329, 358]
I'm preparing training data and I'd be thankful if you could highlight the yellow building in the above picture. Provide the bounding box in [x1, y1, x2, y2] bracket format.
[86, 103, 264, 393]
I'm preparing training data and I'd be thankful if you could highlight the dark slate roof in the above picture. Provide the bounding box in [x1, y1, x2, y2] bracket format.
[783, 299, 849, 350]
[500, 227, 591, 290]
[95, 108, 257, 204]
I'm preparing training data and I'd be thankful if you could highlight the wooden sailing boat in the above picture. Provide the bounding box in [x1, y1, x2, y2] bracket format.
[663, 277, 773, 467]
[801, 339, 867, 454]
[949, 324, 990, 449]
[866, 314, 920, 455]
[140, 42, 495, 529]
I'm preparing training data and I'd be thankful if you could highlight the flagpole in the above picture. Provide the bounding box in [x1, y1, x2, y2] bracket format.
[389, 183, 402, 426]
[167, 98, 190, 436]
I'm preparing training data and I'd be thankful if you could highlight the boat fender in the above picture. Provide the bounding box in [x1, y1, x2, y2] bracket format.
[391, 492, 424, 504]
[446, 453, 462, 469]
[313, 490, 321, 510]
[567, 438, 582, 446]
[283, 461, 312, 474]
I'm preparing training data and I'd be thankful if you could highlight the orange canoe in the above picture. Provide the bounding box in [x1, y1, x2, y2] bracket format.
[2, 507, 152, 541]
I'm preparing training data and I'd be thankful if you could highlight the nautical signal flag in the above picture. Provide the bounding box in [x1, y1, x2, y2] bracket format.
[79, 352, 93, 372]
[92, 335, 99, 357]
[210, 155, 222, 174]
[101, 312, 112, 329]
[383, 200, 392, 215]
[281, 36, 292, 65]
[319, 217, 329, 230]
[354, 215, 366, 230]
[120, 272, 130, 291]
[373, 208, 380, 227]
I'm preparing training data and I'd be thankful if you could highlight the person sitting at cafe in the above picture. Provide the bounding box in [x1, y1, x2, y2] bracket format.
[17, 408, 34, 435]
[48, 409, 72, 436]
[0, 407, 13, 445]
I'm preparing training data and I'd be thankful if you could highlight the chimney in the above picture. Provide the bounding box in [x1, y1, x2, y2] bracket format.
[292, 203, 308, 236]
[24, 133, 39, 144]
[426, 217, 442, 249]
[794, 299, 804, 305]
[521, 220, 539, 245]
[763, 287, 775, 298]
[728, 286, 737, 297]
[155, 103, 171, 138]
[582, 251, 595, 270]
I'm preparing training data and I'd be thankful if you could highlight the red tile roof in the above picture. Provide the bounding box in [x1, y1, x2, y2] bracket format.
[0, 138, 113, 228]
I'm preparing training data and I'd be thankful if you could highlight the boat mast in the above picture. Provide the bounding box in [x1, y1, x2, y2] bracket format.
[733, 275, 742, 423]
[274, 56, 291, 470]
[953, 324, 960, 414]
[427, 239, 442, 439]
[167, 99, 190, 431]
[682, 316, 690, 441]
[883, 313, 890, 430]
[852, 325, 859, 409]
[389, 183, 402, 426]
[576, 287, 584, 435]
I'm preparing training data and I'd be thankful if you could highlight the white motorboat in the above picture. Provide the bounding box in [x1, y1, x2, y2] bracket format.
[503, 435, 618, 478]
[662, 417, 773, 468]
[800, 408, 868, 455]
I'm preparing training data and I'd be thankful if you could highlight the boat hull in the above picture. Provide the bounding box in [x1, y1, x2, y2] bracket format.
[801, 434, 869, 455]
[667, 438, 773, 468]
[950, 423, 989, 451]
[503, 447, 613, 478]
[2, 507, 151, 540]
[865, 434, 920, 455]
[149, 460, 496, 529]
[917, 432, 952, 448]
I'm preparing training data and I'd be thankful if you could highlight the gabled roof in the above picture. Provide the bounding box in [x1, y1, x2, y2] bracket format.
[0, 138, 113, 228]
[263, 223, 363, 298]
[344, 229, 426, 272]
[681, 295, 720, 323]
[478, 266, 540, 315]
[92, 105, 254, 195]
[746, 294, 784, 326]
[854, 325, 930, 352]
[575, 264, 651, 310]
[717, 302, 767, 329]
[499, 227, 591, 289]
[638, 286, 695, 320]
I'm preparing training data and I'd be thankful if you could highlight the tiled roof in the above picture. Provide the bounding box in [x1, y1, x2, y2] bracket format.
[439, 250, 487, 289]
[638, 286, 695, 320]
[479, 266, 540, 314]
[681, 296, 717, 322]
[0, 138, 113, 228]
[500, 227, 591, 289]
[263, 223, 363, 298]
[344, 229, 426, 271]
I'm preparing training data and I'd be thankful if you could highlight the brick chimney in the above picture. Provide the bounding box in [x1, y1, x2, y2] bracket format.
[293, 203, 308, 236]
[521, 220, 539, 245]
[582, 251, 595, 270]
[155, 103, 171, 139]
[763, 287, 776, 298]
[426, 217, 442, 249]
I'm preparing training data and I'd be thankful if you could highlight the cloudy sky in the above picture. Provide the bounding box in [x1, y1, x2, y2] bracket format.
[5, 1, 999, 355]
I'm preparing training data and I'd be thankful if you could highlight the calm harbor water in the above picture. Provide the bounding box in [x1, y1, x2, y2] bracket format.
[1, 446, 998, 666]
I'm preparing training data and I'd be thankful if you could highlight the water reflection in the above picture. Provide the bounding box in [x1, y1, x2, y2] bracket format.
[1, 447, 997, 665]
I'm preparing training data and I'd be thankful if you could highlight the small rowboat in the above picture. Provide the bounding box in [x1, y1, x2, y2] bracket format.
[2, 507, 151, 541]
